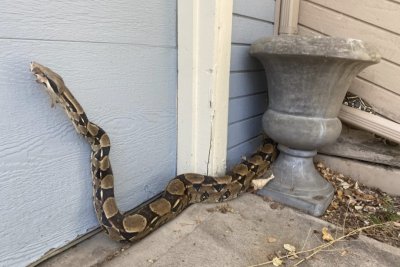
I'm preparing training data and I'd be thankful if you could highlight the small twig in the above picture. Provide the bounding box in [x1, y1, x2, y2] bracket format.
[248, 246, 350, 267]
[248, 222, 391, 267]
[342, 202, 350, 236]
[318, 247, 350, 253]
[301, 228, 312, 251]
[247, 243, 337, 267]
[293, 222, 390, 266]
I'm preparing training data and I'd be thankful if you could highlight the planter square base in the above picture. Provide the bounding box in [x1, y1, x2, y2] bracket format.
[258, 186, 334, 217]
[257, 145, 334, 216]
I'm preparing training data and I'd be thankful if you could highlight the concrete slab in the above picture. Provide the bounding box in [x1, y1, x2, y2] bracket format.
[40, 194, 400, 267]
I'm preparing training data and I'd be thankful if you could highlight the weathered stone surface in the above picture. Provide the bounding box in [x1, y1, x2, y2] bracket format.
[250, 35, 381, 61]
[250, 35, 380, 150]
[250, 35, 380, 216]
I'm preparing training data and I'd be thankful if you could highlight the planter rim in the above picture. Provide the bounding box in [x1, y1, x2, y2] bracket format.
[250, 35, 381, 63]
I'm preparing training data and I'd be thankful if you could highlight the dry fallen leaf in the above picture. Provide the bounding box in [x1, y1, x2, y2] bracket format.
[331, 201, 339, 209]
[354, 181, 359, 190]
[251, 174, 274, 190]
[283, 243, 296, 252]
[337, 190, 343, 201]
[282, 243, 299, 259]
[361, 194, 376, 201]
[343, 189, 352, 197]
[346, 196, 357, 206]
[363, 206, 376, 213]
[272, 257, 283, 266]
[267, 237, 277, 243]
[318, 161, 400, 248]
[336, 177, 345, 183]
[341, 182, 351, 189]
[322, 227, 334, 242]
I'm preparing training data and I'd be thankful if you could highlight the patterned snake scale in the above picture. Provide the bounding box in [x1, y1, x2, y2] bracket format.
[30, 62, 278, 242]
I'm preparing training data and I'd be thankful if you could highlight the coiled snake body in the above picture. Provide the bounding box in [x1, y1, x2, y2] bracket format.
[30, 62, 277, 242]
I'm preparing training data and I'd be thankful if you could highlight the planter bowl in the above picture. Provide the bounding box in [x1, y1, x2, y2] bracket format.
[250, 35, 380, 216]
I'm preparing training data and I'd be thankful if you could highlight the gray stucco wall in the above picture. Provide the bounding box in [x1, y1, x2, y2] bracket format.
[227, 0, 275, 169]
[0, 1, 177, 266]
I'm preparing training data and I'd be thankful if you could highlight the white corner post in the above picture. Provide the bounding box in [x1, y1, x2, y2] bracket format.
[177, 0, 233, 176]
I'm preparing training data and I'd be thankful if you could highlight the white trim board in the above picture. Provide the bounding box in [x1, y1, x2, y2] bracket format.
[177, 0, 233, 176]
[318, 125, 400, 168]
[339, 105, 400, 144]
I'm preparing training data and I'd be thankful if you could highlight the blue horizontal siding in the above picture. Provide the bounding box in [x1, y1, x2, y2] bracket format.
[228, 115, 263, 148]
[227, 135, 265, 169]
[227, 0, 275, 169]
[233, 0, 275, 22]
[0, 1, 177, 266]
[230, 45, 264, 72]
[228, 93, 267, 123]
[232, 15, 274, 44]
[230, 71, 267, 98]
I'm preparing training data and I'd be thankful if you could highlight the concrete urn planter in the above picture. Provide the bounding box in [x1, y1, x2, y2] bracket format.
[250, 35, 380, 216]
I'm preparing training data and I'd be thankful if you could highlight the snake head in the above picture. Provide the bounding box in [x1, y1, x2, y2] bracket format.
[30, 62, 65, 107]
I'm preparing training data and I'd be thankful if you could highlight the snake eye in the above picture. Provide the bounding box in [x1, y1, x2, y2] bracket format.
[47, 77, 60, 94]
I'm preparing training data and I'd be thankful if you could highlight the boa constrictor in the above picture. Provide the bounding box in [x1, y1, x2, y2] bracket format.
[30, 62, 277, 242]
[343, 92, 375, 114]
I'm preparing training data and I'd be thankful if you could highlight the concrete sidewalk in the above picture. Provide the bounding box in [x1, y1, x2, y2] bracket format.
[41, 194, 400, 267]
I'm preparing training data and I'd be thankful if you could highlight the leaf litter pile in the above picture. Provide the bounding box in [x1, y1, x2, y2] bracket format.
[316, 162, 400, 247]
[249, 162, 399, 267]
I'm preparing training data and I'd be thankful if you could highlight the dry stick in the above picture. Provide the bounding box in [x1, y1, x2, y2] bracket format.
[293, 222, 389, 266]
[247, 243, 342, 267]
[247, 248, 323, 267]
[332, 201, 350, 250]
[248, 222, 391, 267]
[300, 228, 312, 251]
[342, 202, 351, 236]
[248, 243, 352, 267]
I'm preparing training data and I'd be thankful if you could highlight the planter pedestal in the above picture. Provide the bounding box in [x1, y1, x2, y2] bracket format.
[250, 36, 380, 216]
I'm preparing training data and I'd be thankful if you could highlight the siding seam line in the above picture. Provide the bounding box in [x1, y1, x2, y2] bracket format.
[227, 134, 263, 150]
[298, 24, 400, 67]
[228, 113, 263, 126]
[233, 13, 275, 24]
[0, 36, 177, 48]
[230, 70, 265, 73]
[303, 0, 400, 37]
[229, 91, 267, 100]
[356, 76, 400, 98]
